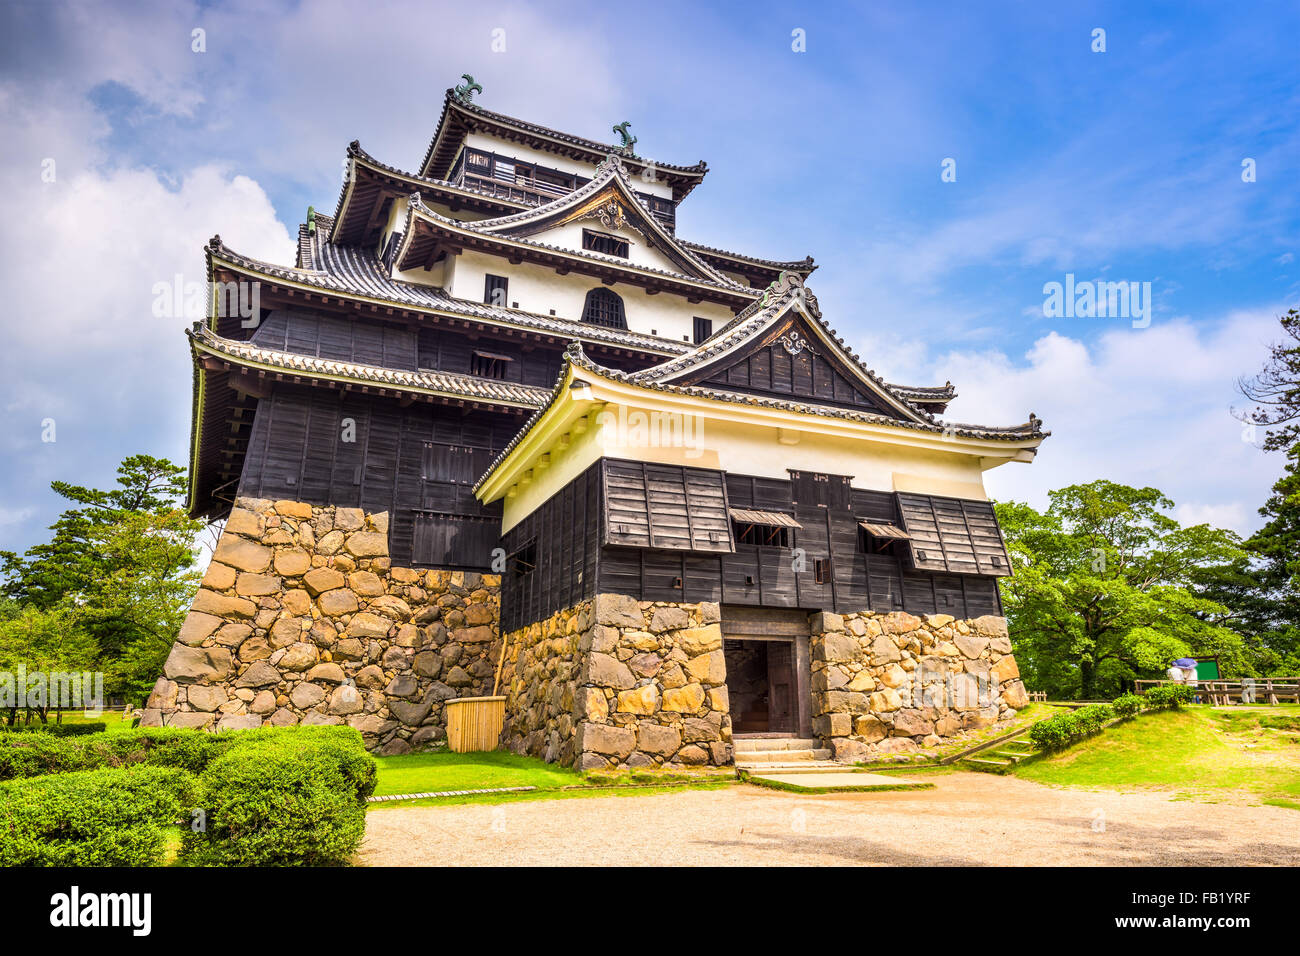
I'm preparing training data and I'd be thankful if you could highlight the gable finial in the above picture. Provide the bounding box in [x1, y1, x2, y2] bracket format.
[612, 121, 638, 154]
[307, 205, 316, 235]
[453, 74, 483, 104]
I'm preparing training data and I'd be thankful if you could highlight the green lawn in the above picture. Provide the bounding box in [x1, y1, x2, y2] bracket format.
[370, 749, 735, 808]
[4, 710, 137, 733]
[371, 750, 584, 796]
[1014, 705, 1300, 807]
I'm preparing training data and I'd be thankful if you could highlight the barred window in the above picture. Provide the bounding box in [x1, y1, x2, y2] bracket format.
[582, 229, 629, 258]
[581, 288, 627, 329]
[483, 274, 508, 307]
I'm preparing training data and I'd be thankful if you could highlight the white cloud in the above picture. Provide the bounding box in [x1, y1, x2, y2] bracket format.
[859, 309, 1285, 536]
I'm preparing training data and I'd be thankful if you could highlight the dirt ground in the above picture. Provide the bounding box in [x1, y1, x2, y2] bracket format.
[359, 772, 1300, 866]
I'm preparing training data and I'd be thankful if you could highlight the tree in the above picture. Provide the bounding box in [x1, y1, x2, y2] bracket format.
[0, 454, 202, 700]
[1237, 307, 1300, 451]
[0, 600, 100, 725]
[996, 481, 1248, 699]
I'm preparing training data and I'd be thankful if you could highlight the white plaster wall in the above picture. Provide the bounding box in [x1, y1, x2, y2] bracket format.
[447, 249, 733, 343]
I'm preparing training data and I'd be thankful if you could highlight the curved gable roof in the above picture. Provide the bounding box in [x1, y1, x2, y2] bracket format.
[629, 272, 934, 423]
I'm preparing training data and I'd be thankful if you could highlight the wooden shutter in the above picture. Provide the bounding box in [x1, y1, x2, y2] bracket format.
[601, 460, 733, 552]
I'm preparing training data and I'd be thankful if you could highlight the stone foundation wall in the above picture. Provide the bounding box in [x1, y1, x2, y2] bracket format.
[810, 610, 1026, 760]
[500, 594, 732, 770]
[141, 497, 501, 754]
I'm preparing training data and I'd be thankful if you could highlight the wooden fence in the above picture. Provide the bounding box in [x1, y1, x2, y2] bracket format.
[1134, 678, 1300, 705]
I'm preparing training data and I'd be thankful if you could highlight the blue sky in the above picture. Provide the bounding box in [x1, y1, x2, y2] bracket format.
[1, 0, 1296, 557]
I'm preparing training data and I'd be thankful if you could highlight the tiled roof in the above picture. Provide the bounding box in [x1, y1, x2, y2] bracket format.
[419, 90, 708, 188]
[399, 183, 758, 301]
[207, 233, 691, 356]
[189, 324, 551, 408]
[625, 271, 935, 423]
[680, 239, 816, 275]
[442, 155, 738, 286]
[884, 382, 956, 403]
[331, 141, 814, 280]
[473, 341, 1049, 494]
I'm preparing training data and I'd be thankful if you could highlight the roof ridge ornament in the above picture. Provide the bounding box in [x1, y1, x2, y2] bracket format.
[612, 121, 638, 155]
[453, 74, 483, 105]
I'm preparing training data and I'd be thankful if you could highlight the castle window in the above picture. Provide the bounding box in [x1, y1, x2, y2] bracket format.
[581, 288, 627, 329]
[693, 316, 713, 344]
[733, 522, 790, 548]
[470, 349, 512, 380]
[508, 541, 537, 578]
[582, 229, 629, 258]
[814, 557, 831, 584]
[484, 274, 508, 307]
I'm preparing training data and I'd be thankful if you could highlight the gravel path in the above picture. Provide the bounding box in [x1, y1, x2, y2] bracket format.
[359, 773, 1300, 866]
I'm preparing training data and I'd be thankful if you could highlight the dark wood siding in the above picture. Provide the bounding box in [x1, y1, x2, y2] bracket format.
[251, 308, 565, 386]
[701, 341, 903, 416]
[237, 386, 517, 567]
[499, 462, 602, 633]
[496, 464, 1009, 631]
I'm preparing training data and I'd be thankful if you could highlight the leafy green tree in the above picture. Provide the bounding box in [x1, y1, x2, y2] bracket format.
[0, 455, 202, 700]
[996, 481, 1248, 699]
[0, 600, 100, 724]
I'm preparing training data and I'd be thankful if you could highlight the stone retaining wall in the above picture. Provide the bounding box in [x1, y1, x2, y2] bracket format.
[141, 497, 500, 754]
[499, 595, 732, 770]
[810, 610, 1026, 760]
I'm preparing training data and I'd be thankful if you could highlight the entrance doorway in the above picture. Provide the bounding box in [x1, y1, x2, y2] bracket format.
[721, 607, 812, 738]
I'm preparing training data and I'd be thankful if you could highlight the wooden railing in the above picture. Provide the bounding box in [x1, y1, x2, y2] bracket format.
[1134, 678, 1300, 705]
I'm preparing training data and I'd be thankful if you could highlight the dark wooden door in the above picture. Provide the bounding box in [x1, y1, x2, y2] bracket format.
[767, 641, 794, 733]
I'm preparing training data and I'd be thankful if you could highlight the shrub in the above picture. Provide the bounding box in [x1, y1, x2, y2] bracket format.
[0, 726, 226, 781]
[0, 765, 198, 866]
[1029, 704, 1116, 752]
[1029, 713, 1072, 752]
[3, 721, 107, 736]
[180, 731, 374, 866]
[0, 724, 368, 781]
[1143, 684, 1194, 710]
[1111, 693, 1144, 718]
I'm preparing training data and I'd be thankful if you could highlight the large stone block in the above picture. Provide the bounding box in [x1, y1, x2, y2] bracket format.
[163, 645, 233, 683]
[990, 654, 1020, 683]
[177, 612, 223, 647]
[616, 684, 660, 715]
[661, 683, 705, 713]
[213, 535, 272, 573]
[1002, 679, 1030, 709]
[636, 722, 682, 756]
[594, 593, 642, 628]
[578, 722, 635, 758]
[582, 653, 635, 690]
[190, 590, 257, 620]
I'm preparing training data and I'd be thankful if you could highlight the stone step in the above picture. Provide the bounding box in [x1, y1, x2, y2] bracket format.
[732, 737, 820, 753]
[733, 748, 833, 763]
[736, 761, 847, 774]
[962, 757, 1015, 774]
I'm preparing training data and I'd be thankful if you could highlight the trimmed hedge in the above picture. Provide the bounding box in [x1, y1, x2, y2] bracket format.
[3, 721, 108, 737]
[0, 723, 366, 781]
[1029, 683, 1198, 753]
[0, 726, 375, 867]
[180, 734, 373, 866]
[0, 765, 197, 866]
[1030, 703, 1116, 752]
